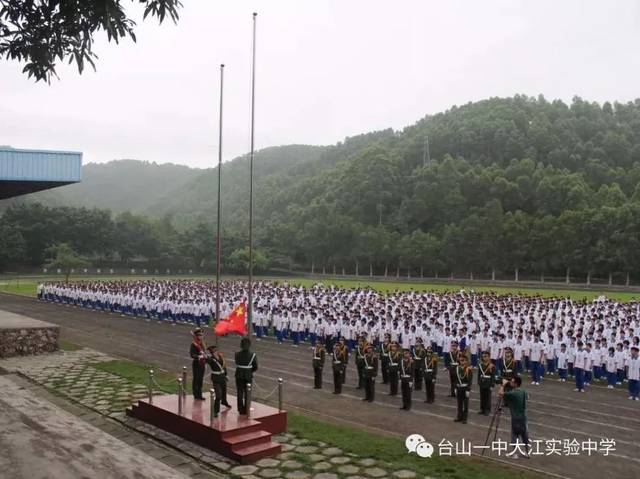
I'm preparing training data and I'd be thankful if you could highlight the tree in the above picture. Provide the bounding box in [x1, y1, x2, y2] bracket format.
[0, 0, 182, 82]
[226, 247, 269, 274]
[45, 243, 90, 282]
[0, 224, 26, 272]
[500, 210, 531, 280]
[180, 222, 216, 270]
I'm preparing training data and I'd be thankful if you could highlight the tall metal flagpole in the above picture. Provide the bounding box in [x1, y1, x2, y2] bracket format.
[215, 63, 224, 345]
[247, 12, 257, 337]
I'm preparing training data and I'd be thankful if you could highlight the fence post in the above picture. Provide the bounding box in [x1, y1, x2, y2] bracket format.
[246, 383, 252, 418]
[177, 378, 184, 415]
[278, 377, 283, 412]
[148, 369, 154, 403]
[182, 366, 187, 397]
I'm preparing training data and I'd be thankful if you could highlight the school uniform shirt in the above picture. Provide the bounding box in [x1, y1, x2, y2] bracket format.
[274, 314, 285, 330]
[556, 351, 568, 369]
[490, 341, 502, 360]
[297, 316, 306, 332]
[574, 349, 588, 370]
[391, 326, 400, 342]
[503, 336, 516, 350]
[479, 334, 491, 352]
[614, 351, 626, 370]
[401, 332, 411, 350]
[308, 320, 318, 334]
[468, 337, 478, 355]
[326, 323, 337, 337]
[443, 335, 454, 353]
[626, 356, 640, 380]
[567, 346, 576, 364]
[544, 342, 555, 361]
[605, 355, 617, 373]
[585, 350, 596, 370]
[348, 324, 358, 340]
[513, 342, 524, 361]
[530, 341, 544, 362]
[340, 322, 350, 339]
[598, 347, 608, 367]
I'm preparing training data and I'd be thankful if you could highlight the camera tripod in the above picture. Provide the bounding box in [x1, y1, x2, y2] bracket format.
[481, 395, 503, 456]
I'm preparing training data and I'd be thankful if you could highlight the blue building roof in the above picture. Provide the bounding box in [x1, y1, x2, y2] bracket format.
[0, 147, 82, 199]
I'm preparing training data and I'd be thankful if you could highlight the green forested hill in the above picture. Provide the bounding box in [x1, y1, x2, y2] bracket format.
[146, 144, 327, 227]
[3, 95, 640, 280]
[10, 159, 203, 213]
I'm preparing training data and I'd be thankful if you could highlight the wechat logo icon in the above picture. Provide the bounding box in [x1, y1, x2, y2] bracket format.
[405, 434, 434, 459]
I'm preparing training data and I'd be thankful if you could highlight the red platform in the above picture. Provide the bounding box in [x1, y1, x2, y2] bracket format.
[127, 394, 286, 463]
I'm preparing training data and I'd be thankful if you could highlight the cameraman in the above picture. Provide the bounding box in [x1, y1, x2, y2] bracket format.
[498, 376, 529, 459]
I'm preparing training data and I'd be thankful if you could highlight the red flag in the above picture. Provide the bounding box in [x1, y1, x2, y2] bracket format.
[214, 302, 248, 336]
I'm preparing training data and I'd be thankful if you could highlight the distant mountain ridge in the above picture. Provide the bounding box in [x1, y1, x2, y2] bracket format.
[2, 145, 327, 219]
[10, 159, 202, 213]
[4, 95, 640, 280]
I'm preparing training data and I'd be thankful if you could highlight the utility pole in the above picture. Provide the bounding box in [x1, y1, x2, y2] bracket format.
[422, 135, 431, 167]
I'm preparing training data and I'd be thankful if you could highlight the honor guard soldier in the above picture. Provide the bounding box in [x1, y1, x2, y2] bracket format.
[312, 343, 326, 389]
[454, 353, 473, 424]
[400, 349, 415, 410]
[362, 344, 379, 402]
[380, 334, 391, 384]
[206, 345, 231, 415]
[423, 345, 438, 403]
[332, 342, 347, 394]
[501, 347, 517, 382]
[477, 351, 496, 416]
[447, 341, 460, 397]
[189, 328, 207, 400]
[235, 337, 258, 415]
[355, 336, 367, 390]
[339, 337, 350, 384]
[388, 341, 401, 396]
[413, 339, 426, 391]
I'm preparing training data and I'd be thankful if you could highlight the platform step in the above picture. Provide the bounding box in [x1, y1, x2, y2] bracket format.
[225, 429, 272, 447]
[219, 421, 264, 438]
[233, 441, 282, 464]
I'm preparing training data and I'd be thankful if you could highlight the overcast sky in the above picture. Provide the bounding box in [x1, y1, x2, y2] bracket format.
[1, 0, 639, 168]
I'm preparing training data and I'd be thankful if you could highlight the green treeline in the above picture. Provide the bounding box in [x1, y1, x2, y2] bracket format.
[2, 95, 640, 281]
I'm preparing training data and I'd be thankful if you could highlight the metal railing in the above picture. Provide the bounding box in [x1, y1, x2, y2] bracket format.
[144, 367, 285, 416]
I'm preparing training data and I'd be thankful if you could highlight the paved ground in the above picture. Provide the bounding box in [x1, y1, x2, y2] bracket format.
[1, 293, 638, 479]
[0, 372, 223, 479]
[3, 348, 415, 479]
[0, 310, 56, 328]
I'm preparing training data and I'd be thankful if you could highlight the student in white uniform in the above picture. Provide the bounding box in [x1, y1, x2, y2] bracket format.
[605, 347, 618, 389]
[556, 343, 568, 382]
[574, 341, 587, 393]
[626, 346, 639, 400]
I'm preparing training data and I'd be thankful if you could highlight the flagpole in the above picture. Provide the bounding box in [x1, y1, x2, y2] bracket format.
[247, 12, 257, 338]
[215, 63, 224, 344]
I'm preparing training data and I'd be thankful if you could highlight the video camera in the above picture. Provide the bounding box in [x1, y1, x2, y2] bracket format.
[497, 376, 514, 391]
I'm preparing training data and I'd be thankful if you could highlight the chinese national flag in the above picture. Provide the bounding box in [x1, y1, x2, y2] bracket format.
[214, 302, 248, 336]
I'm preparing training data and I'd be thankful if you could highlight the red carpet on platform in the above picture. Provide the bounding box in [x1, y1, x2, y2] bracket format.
[127, 394, 286, 463]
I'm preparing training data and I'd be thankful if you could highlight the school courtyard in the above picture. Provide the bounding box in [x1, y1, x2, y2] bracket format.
[0, 290, 637, 479]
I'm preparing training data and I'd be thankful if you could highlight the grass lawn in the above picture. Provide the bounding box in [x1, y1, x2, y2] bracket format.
[93, 359, 191, 394]
[3, 275, 639, 302]
[287, 413, 538, 479]
[0, 281, 38, 296]
[59, 339, 82, 351]
[93, 357, 537, 479]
